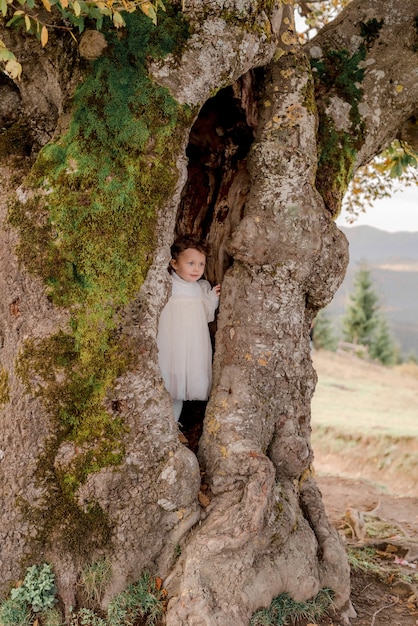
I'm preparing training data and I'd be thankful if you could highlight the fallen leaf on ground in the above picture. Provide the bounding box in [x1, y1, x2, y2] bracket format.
[198, 491, 211, 507]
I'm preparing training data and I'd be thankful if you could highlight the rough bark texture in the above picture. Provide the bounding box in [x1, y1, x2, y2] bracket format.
[164, 16, 351, 624]
[307, 0, 418, 213]
[1, 0, 417, 624]
[311, 0, 418, 168]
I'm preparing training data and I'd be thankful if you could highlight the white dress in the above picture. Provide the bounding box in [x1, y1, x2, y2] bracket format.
[157, 272, 219, 401]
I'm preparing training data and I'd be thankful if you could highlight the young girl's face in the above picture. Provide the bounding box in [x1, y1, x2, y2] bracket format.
[171, 248, 206, 282]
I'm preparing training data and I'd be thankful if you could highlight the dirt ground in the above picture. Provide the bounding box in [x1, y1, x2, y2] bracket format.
[304, 474, 418, 626]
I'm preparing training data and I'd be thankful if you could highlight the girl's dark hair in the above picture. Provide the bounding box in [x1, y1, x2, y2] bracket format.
[168, 235, 210, 273]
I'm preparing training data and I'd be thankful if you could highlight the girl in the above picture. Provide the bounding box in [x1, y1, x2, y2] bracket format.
[157, 235, 220, 421]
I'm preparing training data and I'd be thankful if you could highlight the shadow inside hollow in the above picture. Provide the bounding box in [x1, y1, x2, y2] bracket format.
[178, 401, 207, 454]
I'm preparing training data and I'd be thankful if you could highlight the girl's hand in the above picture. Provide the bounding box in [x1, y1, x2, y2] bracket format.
[213, 284, 221, 296]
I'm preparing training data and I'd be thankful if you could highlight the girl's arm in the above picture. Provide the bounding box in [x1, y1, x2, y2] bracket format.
[199, 280, 220, 322]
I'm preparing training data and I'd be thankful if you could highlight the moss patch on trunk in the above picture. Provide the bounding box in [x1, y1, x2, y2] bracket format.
[9, 4, 191, 555]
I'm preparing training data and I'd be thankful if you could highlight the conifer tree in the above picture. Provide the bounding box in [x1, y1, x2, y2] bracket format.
[342, 265, 380, 347]
[369, 316, 397, 365]
[342, 265, 397, 365]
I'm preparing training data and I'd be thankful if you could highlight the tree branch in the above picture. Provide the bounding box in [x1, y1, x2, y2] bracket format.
[308, 0, 418, 169]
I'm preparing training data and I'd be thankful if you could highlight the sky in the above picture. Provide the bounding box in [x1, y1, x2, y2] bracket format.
[336, 186, 418, 233]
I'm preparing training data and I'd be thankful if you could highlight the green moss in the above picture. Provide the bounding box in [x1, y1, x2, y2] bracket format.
[220, 1, 277, 38]
[359, 18, 384, 47]
[311, 20, 384, 214]
[311, 46, 367, 215]
[18, 437, 113, 558]
[302, 65, 317, 116]
[0, 367, 10, 406]
[9, 3, 191, 557]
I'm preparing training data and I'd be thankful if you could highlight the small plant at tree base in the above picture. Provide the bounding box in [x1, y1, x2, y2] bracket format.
[40, 607, 63, 626]
[250, 588, 334, 626]
[11, 563, 57, 613]
[70, 608, 107, 626]
[0, 597, 31, 626]
[107, 571, 165, 626]
[347, 546, 382, 575]
[80, 560, 112, 607]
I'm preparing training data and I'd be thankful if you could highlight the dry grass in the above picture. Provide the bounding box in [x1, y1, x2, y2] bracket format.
[396, 361, 418, 380]
[311, 350, 418, 496]
[311, 350, 418, 438]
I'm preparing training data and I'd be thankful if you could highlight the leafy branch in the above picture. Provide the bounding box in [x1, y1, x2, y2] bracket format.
[343, 140, 418, 222]
[0, 0, 165, 78]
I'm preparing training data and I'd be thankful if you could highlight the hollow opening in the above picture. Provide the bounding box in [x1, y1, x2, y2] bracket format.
[174, 71, 260, 448]
[0, 74, 32, 158]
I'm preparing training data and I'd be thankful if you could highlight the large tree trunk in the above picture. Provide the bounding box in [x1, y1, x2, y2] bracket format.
[1, 0, 417, 623]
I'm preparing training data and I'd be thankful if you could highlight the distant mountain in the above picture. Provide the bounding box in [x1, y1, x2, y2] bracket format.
[325, 226, 418, 358]
[339, 225, 418, 264]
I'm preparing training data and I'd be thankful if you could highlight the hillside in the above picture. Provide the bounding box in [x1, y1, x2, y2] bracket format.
[311, 349, 418, 496]
[325, 225, 418, 357]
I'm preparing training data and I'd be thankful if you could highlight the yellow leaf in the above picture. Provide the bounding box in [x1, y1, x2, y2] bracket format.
[5, 58, 22, 80]
[24, 13, 31, 31]
[41, 0, 51, 11]
[140, 1, 157, 25]
[41, 25, 48, 47]
[73, 0, 81, 16]
[60, 0, 68, 7]
[112, 10, 125, 27]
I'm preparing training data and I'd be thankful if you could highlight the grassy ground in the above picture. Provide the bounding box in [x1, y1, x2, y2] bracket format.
[311, 350, 418, 496]
[312, 350, 418, 437]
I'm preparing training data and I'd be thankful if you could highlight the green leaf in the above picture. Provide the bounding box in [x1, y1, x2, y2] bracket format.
[66, 13, 85, 31]
[0, 47, 14, 60]
[113, 10, 125, 28]
[95, 13, 103, 30]
[140, 1, 157, 25]
[6, 11, 24, 26]
[0, 0, 7, 18]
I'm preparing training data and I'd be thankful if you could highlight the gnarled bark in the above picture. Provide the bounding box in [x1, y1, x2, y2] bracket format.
[1, 1, 417, 624]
